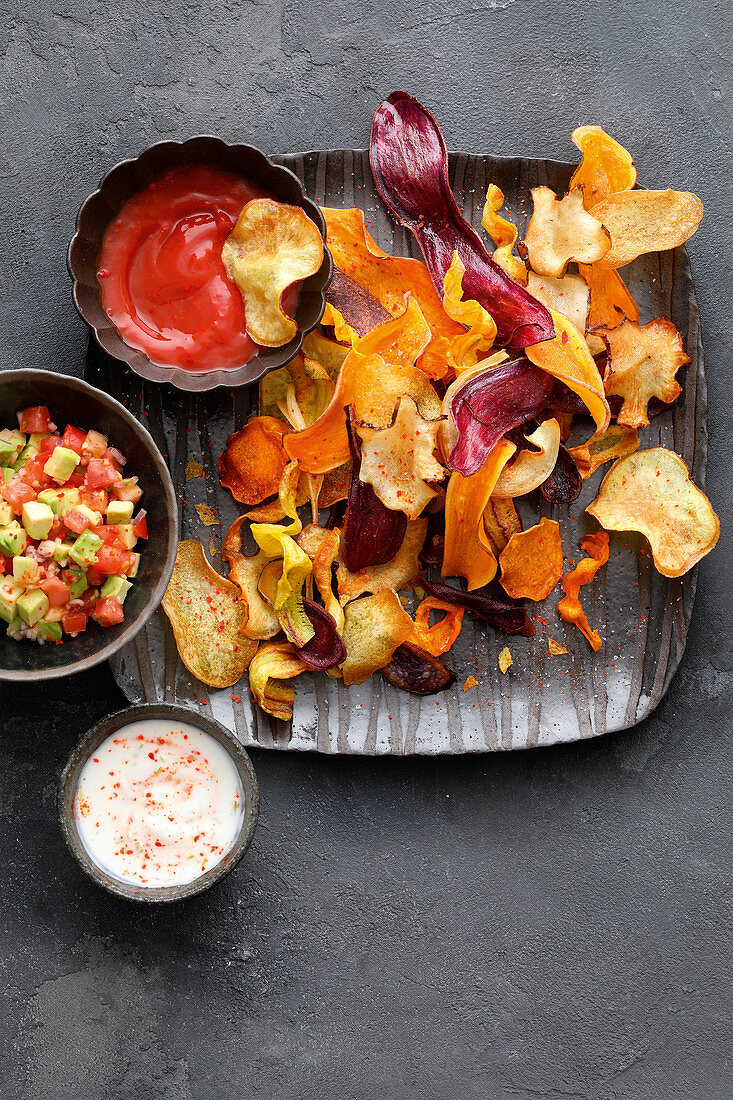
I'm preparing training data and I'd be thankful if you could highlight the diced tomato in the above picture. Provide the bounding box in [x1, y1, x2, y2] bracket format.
[64, 469, 85, 488]
[85, 458, 119, 490]
[93, 596, 124, 627]
[65, 507, 95, 535]
[3, 478, 36, 514]
[85, 567, 103, 588]
[132, 510, 148, 540]
[18, 454, 51, 491]
[17, 406, 54, 433]
[79, 488, 108, 513]
[39, 433, 62, 455]
[81, 430, 108, 459]
[41, 576, 71, 607]
[94, 546, 135, 576]
[61, 425, 88, 455]
[0, 554, 12, 575]
[111, 478, 143, 504]
[62, 610, 88, 635]
[94, 525, 122, 547]
[48, 520, 65, 541]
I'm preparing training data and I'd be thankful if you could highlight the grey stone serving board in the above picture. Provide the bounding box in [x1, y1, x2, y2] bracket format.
[86, 148, 706, 754]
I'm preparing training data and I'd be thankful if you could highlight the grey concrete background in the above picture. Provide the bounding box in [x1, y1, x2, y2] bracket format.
[1, 1, 731, 1097]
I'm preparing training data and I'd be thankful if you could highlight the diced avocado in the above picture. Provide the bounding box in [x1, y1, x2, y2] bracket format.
[2, 468, 13, 484]
[12, 556, 37, 586]
[0, 579, 22, 623]
[0, 502, 11, 526]
[53, 541, 75, 564]
[0, 429, 26, 465]
[36, 618, 63, 643]
[101, 575, 132, 603]
[57, 488, 80, 516]
[37, 488, 61, 515]
[0, 521, 28, 557]
[17, 587, 49, 627]
[116, 523, 137, 550]
[28, 432, 50, 449]
[15, 440, 41, 468]
[69, 530, 102, 568]
[106, 499, 134, 524]
[21, 500, 54, 541]
[61, 564, 88, 598]
[67, 503, 99, 531]
[126, 552, 141, 579]
[6, 615, 22, 635]
[43, 445, 79, 484]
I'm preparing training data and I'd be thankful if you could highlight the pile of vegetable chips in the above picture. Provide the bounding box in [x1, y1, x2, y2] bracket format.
[165, 93, 719, 718]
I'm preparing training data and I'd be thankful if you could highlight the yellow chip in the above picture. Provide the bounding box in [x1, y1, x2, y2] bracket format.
[526, 272, 589, 340]
[498, 646, 513, 674]
[340, 590, 413, 686]
[481, 184, 527, 285]
[524, 186, 610, 277]
[195, 504, 219, 527]
[569, 423, 640, 479]
[590, 189, 703, 269]
[223, 516, 280, 640]
[248, 641, 308, 720]
[357, 396, 445, 520]
[548, 637, 569, 656]
[569, 125, 637, 208]
[492, 419, 560, 499]
[602, 318, 688, 428]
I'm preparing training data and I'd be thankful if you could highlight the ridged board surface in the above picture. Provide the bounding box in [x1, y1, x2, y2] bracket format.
[87, 148, 706, 754]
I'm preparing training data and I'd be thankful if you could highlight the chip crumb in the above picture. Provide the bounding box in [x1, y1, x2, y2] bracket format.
[548, 637, 569, 656]
[463, 675, 478, 692]
[498, 646, 513, 674]
[209, 535, 217, 557]
[186, 457, 204, 480]
[195, 504, 219, 527]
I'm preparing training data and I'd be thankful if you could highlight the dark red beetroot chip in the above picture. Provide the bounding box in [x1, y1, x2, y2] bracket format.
[369, 92, 555, 351]
[382, 642, 455, 695]
[541, 443, 582, 504]
[298, 599, 346, 671]
[420, 575, 535, 637]
[342, 407, 407, 573]
[449, 357, 556, 476]
[326, 267, 393, 336]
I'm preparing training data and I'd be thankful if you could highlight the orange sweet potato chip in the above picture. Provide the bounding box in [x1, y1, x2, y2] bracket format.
[524, 187, 610, 277]
[602, 318, 688, 427]
[586, 448, 719, 577]
[590, 190, 703, 269]
[162, 540, 257, 687]
[569, 423, 639, 479]
[498, 517, 563, 601]
[481, 184, 528, 285]
[525, 308, 610, 433]
[248, 641, 309, 720]
[442, 439, 516, 590]
[222, 198, 323, 347]
[569, 126, 637, 208]
[409, 596, 465, 657]
[218, 416, 289, 506]
[340, 590, 414, 686]
[557, 531, 609, 651]
[322, 206, 464, 379]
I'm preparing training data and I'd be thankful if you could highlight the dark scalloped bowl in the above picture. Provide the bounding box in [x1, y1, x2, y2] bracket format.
[68, 136, 333, 392]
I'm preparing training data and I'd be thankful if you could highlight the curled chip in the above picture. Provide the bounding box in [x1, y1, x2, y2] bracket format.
[578, 262, 639, 335]
[557, 531, 609, 651]
[302, 331, 349, 379]
[481, 184, 527, 285]
[540, 444, 583, 505]
[337, 518, 427, 604]
[296, 524, 344, 631]
[586, 448, 719, 577]
[298, 600, 346, 671]
[523, 187, 610, 277]
[162, 540, 257, 688]
[218, 416, 289, 506]
[569, 423, 639, 479]
[590, 189, 703, 269]
[498, 517, 563, 602]
[285, 296, 440, 474]
[482, 496, 522, 555]
[602, 318, 688, 428]
[222, 197, 323, 347]
[525, 308, 610, 434]
[248, 641, 309, 720]
[443, 440, 516, 591]
[223, 517, 280, 640]
[382, 642, 456, 695]
[569, 125, 637, 208]
[260, 353, 334, 427]
[340, 590, 414, 686]
[409, 596, 465, 657]
[357, 395, 446, 520]
[325, 267, 393, 337]
[442, 253, 497, 370]
[527, 272, 589, 338]
[493, 419, 561, 499]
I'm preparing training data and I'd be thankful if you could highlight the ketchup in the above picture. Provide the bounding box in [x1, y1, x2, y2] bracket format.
[98, 165, 266, 373]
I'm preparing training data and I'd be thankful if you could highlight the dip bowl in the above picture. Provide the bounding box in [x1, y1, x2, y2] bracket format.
[58, 703, 260, 903]
[0, 370, 177, 681]
[68, 136, 333, 392]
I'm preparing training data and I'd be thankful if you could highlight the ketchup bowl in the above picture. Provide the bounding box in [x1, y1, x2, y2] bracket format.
[0, 370, 177, 681]
[68, 136, 333, 392]
[58, 703, 259, 903]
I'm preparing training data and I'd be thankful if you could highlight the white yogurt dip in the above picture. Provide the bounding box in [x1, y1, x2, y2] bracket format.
[74, 718, 245, 888]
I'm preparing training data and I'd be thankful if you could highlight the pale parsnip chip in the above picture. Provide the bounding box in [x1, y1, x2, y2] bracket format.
[527, 272, 589, 338]
[602, 318, 688, 428]
[590, 189, 703, 269]
[357, 396, 445, 520]
[586, 448, 719, 578]
[492, 419, 561, 499]
[569, 423, 640, 479]
[524, 186, 610, 277]
[222, 198, 323, 347]
[340, 590, 413, 686]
